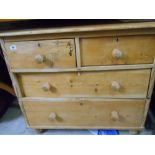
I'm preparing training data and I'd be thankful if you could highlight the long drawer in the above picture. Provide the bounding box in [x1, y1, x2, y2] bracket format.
[18, 69, 151, 98]
[4, 39, 76, 69]
[23, 99, 145, 129]
[80, 35, 155, 66]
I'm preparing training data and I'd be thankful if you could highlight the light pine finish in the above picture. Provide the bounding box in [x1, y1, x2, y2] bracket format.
[19, 97, 148, 102]
[4, 39, 76, 69]
[4, 29, 155, 42]
[17, 70, 150, 98]
[1, 22, 155, 37]
[75, 37, 81, 68]
[35, 129, 45, 133]
[80, 35, 155, 66]
[141, 99, 151, 127]
[111, 111, 119, 121]
[23, 99, 145, 129]
[11, 64, 153, 73]
[129, 130, 140, 135]
[1, 22, 155, 132]
[148, 59, 155, 98]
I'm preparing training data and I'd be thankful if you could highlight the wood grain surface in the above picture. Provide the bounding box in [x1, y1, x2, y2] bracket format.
[4, 39, 76, 69]
[23, 99, 145, 128]
[18, 69, 151, 98]
[81, 35, 155, 66]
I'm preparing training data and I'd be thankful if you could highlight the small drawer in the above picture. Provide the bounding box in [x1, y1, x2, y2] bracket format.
[18, 69, 151, 98]
[4, 39, 76, 69]
[80, 35, 155, 66]
[23, 99, 145, 128]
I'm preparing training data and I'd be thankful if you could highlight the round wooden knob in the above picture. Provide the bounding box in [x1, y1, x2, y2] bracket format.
[111, 111, 119, 121]
[111, 81, 121, 91]
[35, 54, 45, 63]
[112, 49, 123, 59]
[48, 112, 56, 121]
[42, 82, 51, 91]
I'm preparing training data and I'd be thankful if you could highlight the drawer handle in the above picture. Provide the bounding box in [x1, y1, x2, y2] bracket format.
[111, 111, 119, 121]
[112, 49, 123, 59]
[48, 112, 57, 121]
[111, 81, 121, 91]
[35, 54, 45, 63]
[42, 82, 51, 91]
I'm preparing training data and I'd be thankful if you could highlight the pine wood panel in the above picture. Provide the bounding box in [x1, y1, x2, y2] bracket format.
[23, 99, 145, 128]
[4, 29, 155, 42]
[4, 39, 76, 69]
[1, 22, 155, 37]
[18, 69, 151, 98]
[11, 64, 153, 73]
[81, 35, 155, 66]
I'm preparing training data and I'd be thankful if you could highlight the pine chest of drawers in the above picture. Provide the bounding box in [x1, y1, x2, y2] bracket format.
[1, 22, 155, 133]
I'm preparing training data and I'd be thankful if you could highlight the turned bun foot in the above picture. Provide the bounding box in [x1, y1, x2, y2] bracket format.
[129, 130, 140, 135]
[35, 129, 46, 133]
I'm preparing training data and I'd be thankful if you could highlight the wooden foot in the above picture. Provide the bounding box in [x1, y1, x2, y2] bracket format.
[129, 130, 140, 135]
[35, 129, 45, 133]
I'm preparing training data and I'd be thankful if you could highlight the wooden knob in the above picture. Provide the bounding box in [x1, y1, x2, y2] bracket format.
[111, 111, 119, 121]
[111, 81, 120, 91]
[112, 49, 123, 59]
[35, 54, 45, 63]
[42, 82, 51, 91]
[48, 112, 56, 121]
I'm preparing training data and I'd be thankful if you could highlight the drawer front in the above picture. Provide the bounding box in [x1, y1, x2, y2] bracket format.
[18, 69, 150, 98]
[80, 35, 155, 66]
[23, 99, 145, 128]
[4, 39, 76, 69]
